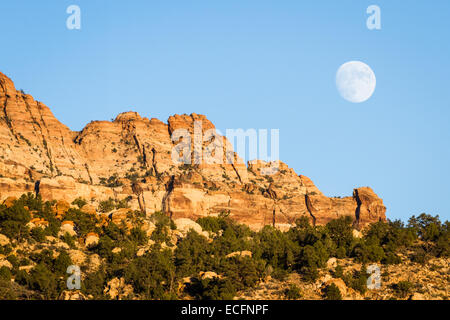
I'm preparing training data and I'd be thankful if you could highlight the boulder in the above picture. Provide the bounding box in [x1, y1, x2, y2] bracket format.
[69, 250, 87, 266]
[55, 200, 71, 216]
[352, 229, 363, 238]
[104, 278, 134, 300]
[85, 233, 100, 248]
[326, 257, 337, 269]
[88, 254, 102, 273]
[136, 248, 147, 257]
[28, 218, 49, 229]
[81, 204, 96, 215]
[174, 218, 209, 238]
[0, 234, 10, 246]
[226, 251, 252, 259]
[59, 290, 87, 300]
[60, 221, 76, 237]
[410, 293, 426, 300]
[109, 208, 131, 225]
[199, 271, 219, 280]
[0, 258, 12, 269]
[141, 220, 156, 237]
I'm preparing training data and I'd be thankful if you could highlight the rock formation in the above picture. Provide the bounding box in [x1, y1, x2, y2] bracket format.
[0, 72, 386, 230]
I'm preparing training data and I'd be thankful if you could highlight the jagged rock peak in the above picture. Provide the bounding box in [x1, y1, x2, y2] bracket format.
[114, 111, 143, 123]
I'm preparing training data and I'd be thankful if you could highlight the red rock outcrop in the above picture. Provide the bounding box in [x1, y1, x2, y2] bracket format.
[0, 72, 386, 229]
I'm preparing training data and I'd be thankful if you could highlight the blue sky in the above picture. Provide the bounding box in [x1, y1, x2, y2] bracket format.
[1, 1, 449, 222]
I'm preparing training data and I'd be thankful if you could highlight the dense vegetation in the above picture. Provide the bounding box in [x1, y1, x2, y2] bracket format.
[0, 193, 448, 300]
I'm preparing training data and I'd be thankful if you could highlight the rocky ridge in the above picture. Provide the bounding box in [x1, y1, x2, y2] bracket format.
[0, 72, 386, 230]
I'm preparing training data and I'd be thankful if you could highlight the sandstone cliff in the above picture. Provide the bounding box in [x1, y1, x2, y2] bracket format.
[0, 72, 386, 229]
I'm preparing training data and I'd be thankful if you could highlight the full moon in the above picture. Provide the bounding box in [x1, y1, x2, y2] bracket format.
[336, 61, 376, 103]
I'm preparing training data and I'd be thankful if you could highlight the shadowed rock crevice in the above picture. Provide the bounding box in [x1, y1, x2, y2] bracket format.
[34, 180, 40, 196]
[305, 194, 317, 226]
[151, 147, 159, 178]
[231, 163, 243, 184]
